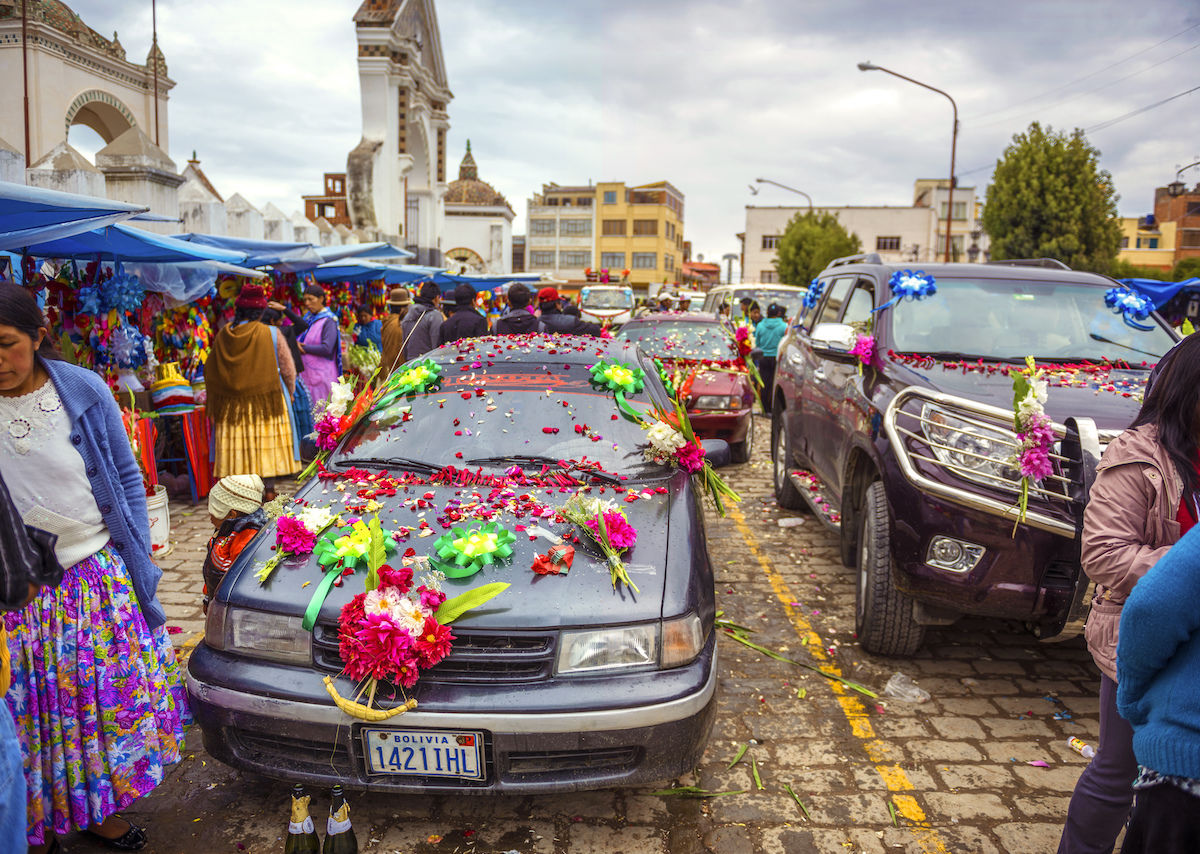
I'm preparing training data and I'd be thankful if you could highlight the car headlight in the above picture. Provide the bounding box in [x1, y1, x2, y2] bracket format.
[691, 394, 740, 411]
[920, 403, 1019, 489]
[211, 606, 311, 666]
[558, 624, 657, 674]
[557, 615, 707, 675]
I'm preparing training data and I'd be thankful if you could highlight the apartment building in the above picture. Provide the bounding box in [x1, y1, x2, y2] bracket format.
[525, 180, 685, 291]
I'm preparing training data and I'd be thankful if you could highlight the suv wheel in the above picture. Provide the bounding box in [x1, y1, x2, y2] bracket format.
[771, 409, 804, 510]
[856, 480, 925, 657]
[730, 416, 754, 464]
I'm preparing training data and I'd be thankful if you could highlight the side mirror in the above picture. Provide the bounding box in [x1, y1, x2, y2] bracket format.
[700, 438, 732, 468]
[810, 322, 858, 362]
[301, 432, 318, 464]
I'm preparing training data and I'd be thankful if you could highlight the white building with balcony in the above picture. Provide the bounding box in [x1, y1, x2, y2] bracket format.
[525, 183, 597, 280]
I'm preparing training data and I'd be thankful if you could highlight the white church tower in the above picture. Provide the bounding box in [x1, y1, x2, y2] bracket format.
[347, 0, 452, 266]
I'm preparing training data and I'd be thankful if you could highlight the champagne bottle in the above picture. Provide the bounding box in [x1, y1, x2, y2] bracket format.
[322, 785, 358, 854]
[284, 784, 320, 854]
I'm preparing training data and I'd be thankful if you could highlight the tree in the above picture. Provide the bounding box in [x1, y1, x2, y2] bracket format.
[773, 211, 861, 285]
[982, 122, 1121, 274]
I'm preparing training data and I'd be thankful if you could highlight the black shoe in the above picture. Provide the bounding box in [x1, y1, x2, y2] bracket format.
[83, 820, 148, 851]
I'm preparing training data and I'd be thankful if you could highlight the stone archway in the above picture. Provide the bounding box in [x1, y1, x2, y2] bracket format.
[64, 89, 137, 144]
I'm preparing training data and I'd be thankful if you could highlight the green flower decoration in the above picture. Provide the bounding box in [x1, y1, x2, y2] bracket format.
[431, 522, 517, 578]
[590, 359, 647, 424]
[376, 358, 442, 407]
[654, 357, 677, 399]
[313, 520, 396, 570]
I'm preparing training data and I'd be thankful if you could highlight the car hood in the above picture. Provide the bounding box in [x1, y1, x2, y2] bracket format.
[891, 360, 1149, 433]
[223, 479, 674, 630]
[687, 368, 746, 395]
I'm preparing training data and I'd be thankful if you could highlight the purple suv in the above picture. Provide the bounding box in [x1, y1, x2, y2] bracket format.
[770, 255, 1179, 656]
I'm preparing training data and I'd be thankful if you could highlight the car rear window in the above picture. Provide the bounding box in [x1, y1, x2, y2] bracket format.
[616, 321, 739, 361]
[889, 278, 1176, 362]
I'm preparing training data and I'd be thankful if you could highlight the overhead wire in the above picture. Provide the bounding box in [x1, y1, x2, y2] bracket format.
[1085, 84, 1200, 132]
[964, 21, 1200, 122]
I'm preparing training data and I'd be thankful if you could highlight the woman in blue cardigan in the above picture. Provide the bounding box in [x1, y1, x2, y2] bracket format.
[1116, 521, 1200, 852]
[0, 284, 187, 853]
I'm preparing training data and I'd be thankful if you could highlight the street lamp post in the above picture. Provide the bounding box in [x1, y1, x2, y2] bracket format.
[858, 61, 958, 263]
[722, 253, 738, 285]
[752, 178, 814, 212]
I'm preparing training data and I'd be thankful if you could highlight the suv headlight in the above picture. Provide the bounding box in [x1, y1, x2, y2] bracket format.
[920, 403, 1018, 489]
[556, 614, 708, 675]
[209, 605, 311, 666]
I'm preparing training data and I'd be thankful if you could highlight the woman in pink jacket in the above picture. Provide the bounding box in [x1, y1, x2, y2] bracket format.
[1058, 333, 1200, 854]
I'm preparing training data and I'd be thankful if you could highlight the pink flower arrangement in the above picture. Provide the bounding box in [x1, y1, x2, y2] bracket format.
[675, 440, 706, 473]
[276, 515, 317, 554]
[585, 510, 638, 549]
[1017, 411, 1055, 480]
[850, 334, 875, 367]
[314, 413, 343, 451]
[337, 565, 453, 688]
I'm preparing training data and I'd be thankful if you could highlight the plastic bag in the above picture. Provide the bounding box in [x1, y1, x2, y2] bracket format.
[882, 672, 931, 703]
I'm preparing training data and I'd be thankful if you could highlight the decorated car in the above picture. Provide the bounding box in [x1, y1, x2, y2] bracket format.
[187, 334, 735, 793]
[616, 312, 758, 463]
[771, 254, 1180, 656]
[579, 285, 635, 328]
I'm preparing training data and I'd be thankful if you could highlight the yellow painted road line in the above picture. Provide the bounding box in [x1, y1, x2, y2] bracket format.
[729, 506, 949, 854]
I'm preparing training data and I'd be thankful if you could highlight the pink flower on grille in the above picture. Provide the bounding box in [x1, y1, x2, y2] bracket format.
[675, 440, 706, 473]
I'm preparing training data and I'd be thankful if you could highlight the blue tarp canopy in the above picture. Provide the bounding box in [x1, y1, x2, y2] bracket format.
[427, 271, 546, 295]
[171, 233, 322, 271]
[0, 180, 148, 252]
[312, 261, 442, 285]
[314, 242, 415, 263]
[20, 223, 249, 264]
[1120, 277, 1200, 309]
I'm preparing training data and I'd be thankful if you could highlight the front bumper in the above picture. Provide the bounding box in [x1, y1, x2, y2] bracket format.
[689, 408, 752, 444]
[186, 634, 717, 794]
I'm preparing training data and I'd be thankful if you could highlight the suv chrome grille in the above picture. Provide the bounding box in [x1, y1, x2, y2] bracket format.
[311, 623, 556, 684]
[883, 387, 1079, 537]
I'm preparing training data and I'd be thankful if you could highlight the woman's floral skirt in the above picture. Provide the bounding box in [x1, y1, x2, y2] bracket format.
[3, 544, 190, 845]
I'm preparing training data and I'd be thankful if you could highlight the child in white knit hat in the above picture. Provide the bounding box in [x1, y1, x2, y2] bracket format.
[202, 475, 266, 612]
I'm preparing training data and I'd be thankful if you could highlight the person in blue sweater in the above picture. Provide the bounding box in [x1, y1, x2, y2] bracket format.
[1116, 520, 1200, 852]
[353, 305, 383, 352]
[754, 303, 788, 415]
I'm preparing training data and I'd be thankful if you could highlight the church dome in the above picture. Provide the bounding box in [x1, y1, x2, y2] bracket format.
[444, 141, 512, 211]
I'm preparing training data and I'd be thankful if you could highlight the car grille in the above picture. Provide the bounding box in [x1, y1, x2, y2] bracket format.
[883, 387, 1085, 537]
[230, 729, 354, 777]
[311, 622, 557, 684]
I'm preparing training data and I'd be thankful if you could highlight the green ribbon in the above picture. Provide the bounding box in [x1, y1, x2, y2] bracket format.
[375, 358, 442, 408]
[302, 564, 344, 631]
[430, 522, 516, 579]
[590, 360, 647, 424]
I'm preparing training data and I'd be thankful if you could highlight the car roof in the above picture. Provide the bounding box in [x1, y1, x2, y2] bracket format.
[707, 283, 806, 292]
[819, 261, 1115, 287]
[429, 333, 648, 367]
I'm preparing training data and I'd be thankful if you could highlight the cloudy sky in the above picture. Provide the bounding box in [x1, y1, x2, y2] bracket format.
[68, 0, 1200, 266]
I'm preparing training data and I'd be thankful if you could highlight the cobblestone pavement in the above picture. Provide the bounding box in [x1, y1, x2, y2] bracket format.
[74, 417, 1107, 853]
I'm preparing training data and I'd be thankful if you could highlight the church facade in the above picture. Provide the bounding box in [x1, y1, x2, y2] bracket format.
[347, 0, 453, 266]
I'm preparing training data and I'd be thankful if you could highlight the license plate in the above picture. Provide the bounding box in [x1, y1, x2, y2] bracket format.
[362, 727, 485, 780]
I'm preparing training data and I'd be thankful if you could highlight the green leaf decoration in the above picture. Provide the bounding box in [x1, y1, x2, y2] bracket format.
[434, 582, 511, 624]
[376, 357, 441, 408]
[366, 515, 386, 592]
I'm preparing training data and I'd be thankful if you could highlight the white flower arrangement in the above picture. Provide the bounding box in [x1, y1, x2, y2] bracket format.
[644, 420, 686, 463]
[326, 377, 356, 420]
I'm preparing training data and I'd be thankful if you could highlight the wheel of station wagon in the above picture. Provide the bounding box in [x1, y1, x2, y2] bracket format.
[771, 409, 805, 510]
[730, 415, 753, 464]
[855, 480, 925, 657]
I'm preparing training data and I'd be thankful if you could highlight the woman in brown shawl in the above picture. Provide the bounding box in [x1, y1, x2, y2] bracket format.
[206, 284, 298, 493]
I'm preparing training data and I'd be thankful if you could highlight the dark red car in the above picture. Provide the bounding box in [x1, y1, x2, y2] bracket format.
[616, 313, 756, 462]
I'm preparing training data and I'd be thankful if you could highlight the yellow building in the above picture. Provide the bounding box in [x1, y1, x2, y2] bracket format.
[1118, 216, 1176, 271]
[594, 181, 685, 291]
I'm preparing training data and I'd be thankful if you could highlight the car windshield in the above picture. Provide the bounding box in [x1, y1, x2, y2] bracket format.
[710, 288, 805, 318]
[889, 278, 1176, 363]
[582, 290, 632, 309]
[617, 321, 739, 361]
[335, 360, 666, 479]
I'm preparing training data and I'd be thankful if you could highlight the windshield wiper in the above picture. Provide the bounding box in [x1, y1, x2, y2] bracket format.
[465, 455, 624, 484]
[334, 456, 439, 473]
[1088, 333, 1161, 360]
[905, 351, 1003, 362]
